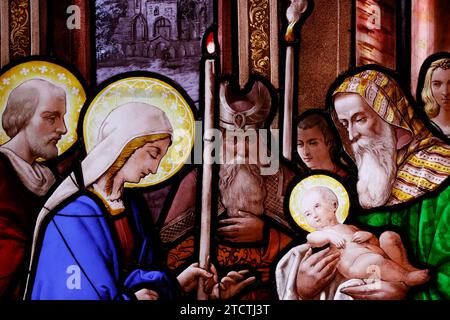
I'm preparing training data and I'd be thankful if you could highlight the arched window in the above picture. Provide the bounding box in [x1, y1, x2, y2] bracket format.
[132, 14, 148, 41]
[154, 6, 159, 16]
[154, 17, 171, 38]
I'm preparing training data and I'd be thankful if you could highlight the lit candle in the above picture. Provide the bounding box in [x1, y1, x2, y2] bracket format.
[198, 30, 217, 300]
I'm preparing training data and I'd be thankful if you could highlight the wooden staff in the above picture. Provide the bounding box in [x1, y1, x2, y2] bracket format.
[283, 0, 309, 160]
[198, 31, 216, 300]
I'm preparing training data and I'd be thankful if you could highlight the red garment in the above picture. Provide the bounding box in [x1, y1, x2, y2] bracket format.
[335, 166, 348, 178]
[113, 215, 136, 271]
[0, 154, 43, 299]
[162, 167, 296, 299]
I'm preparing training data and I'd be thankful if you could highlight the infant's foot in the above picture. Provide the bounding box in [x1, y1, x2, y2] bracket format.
[405, 269, 430, 286]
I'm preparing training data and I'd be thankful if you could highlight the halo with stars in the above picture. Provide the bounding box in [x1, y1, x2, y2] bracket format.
[289, 174, 350, 232]
[0, 60, 86, 154]
[83, 76, 196, 188]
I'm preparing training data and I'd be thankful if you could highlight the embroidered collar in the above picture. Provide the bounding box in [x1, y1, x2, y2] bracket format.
[90, 183, 125, 216]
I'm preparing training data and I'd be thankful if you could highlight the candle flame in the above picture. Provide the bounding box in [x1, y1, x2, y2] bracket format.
[206, 32, 215, 54]
[285, 0, 308, 42]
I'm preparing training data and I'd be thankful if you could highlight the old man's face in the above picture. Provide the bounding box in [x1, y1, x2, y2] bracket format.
[25, 89, 67, 160]
[334, 93, 397, 208]
[333, 93, 386, 144]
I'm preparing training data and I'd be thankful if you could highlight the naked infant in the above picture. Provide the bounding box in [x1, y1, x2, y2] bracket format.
[300, 186, 430, 286]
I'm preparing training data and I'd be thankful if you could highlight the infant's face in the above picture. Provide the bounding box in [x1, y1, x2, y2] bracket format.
[301, 189, 338, 229]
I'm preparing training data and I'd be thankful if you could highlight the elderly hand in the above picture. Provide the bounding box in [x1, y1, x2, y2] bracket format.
[340, 279, 409, 300]
[295, 247, 341, 299]
[218, 210, 264, 243]
[209, 266, 256, 300]
[177, 262, 214, 293]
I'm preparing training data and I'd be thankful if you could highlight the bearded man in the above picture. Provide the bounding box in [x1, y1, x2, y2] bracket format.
[337, 93, 398, 208]
[157, 80, 299, 299]
[276, 69, 450, 300]
[219, 164, 267, 219]
[0, 79, 67, 298]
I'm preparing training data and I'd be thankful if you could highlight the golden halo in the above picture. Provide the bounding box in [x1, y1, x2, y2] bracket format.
[83, 77, 195, 187]
[0, 60, 86, 155]
[289, 174, 350, 232]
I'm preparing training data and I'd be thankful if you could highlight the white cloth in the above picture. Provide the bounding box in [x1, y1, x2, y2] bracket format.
[276, 244, 361, 300]
[0, 146, 55, 197]
[333, 279, 366, 300]
[25, 102, 173, 296]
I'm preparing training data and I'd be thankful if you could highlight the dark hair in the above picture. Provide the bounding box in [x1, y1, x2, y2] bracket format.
[297, 113, 337, 157]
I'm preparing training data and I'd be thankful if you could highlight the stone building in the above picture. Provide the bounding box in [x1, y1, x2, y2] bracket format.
[111, 0, 211, 60]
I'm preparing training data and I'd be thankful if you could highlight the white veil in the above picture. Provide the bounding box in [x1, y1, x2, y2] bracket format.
[24, 102, 173, 297]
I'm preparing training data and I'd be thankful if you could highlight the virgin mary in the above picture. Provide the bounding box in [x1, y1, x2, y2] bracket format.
[27, 102, 210, 300]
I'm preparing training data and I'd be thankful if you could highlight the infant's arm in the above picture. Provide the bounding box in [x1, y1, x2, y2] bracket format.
[351, 230, 375, 244]
[307, 231, 332, 248]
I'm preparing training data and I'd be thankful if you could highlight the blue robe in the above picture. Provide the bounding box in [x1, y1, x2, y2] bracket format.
[31, 194, 177, 300]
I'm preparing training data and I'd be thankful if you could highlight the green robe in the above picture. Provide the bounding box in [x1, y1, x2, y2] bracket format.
[357, 186, 450, 300]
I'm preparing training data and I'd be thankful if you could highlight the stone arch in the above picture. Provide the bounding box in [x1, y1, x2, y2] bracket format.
[154, 17, 171, 39]
[132, 14, 148, 42]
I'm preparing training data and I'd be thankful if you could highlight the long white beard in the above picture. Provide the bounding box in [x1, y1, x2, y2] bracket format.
[353, 124, 397, 208]
[219, 164, 267, 216]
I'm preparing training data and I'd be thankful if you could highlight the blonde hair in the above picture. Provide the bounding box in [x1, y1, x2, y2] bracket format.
[104, 133, 171, 194]
[422, 58, 450, 118]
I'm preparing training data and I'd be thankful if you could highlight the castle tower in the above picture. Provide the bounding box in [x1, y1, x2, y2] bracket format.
[146, 0, 178, 41]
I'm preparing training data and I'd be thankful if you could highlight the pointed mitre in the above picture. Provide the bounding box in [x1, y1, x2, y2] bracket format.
[219, 80, 272, 130]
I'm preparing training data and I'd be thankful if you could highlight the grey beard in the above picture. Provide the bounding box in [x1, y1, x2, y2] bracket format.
[219, 164, 267, 216]
[353, 125, 397, 208]
[29, 134, 58, 160]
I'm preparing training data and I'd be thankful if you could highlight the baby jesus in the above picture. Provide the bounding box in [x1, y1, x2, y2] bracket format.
[300, 186, 429, 287]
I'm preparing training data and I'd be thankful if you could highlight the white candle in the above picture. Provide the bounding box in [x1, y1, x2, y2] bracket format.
[198, 31, 216, 300]
[283, 0, 309, 161]
[283, 46, 294, 160]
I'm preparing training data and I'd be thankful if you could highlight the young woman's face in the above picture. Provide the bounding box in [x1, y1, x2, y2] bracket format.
[431, 67, 450, 111]
[118, 138, 171, 183]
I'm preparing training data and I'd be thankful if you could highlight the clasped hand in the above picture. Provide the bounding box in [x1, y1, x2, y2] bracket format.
[218, 210, 264, 243]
